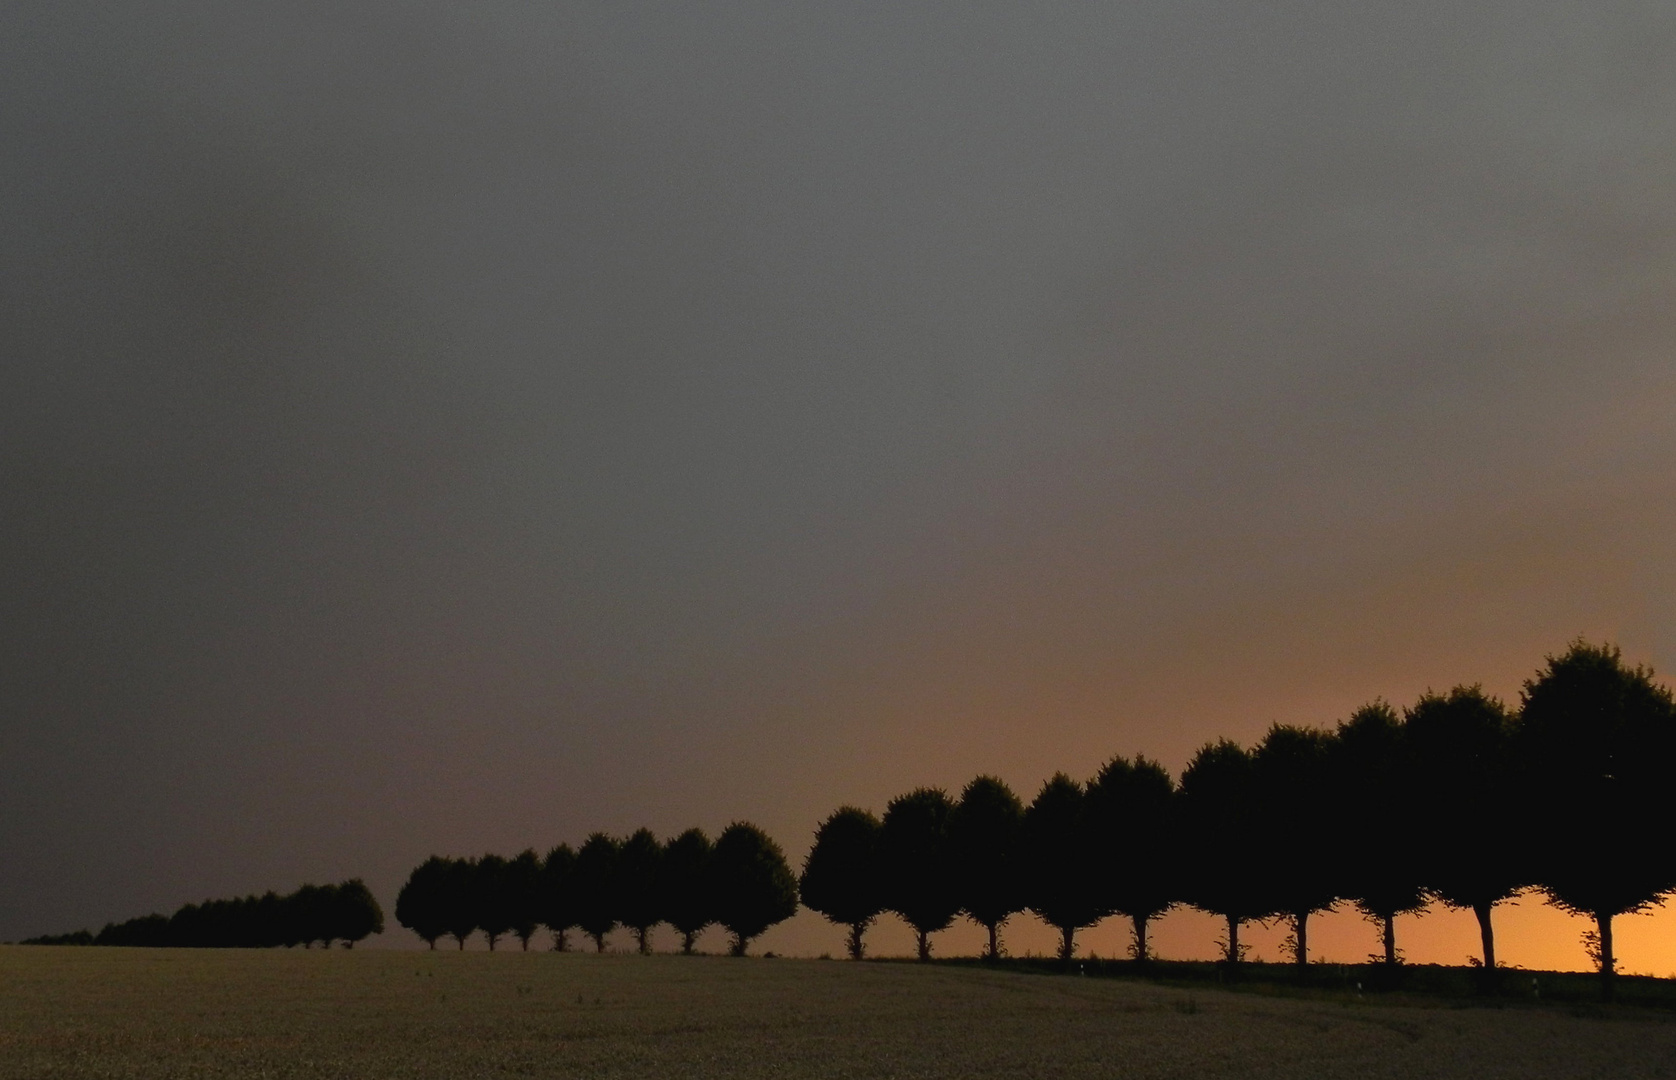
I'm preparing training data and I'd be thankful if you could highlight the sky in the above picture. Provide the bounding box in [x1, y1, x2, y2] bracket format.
[4, 1, 1676, 971]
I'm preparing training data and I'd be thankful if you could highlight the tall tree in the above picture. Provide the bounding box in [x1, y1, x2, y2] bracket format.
[948, 776, 1025, 961]
[475, 854, 515, 951]
[331, 880, 385, 947]
[440, 859, 480, 950]
[880, 788, 960, 961]
[660, 828, 716, 954]
[1334, 701, 1427, 965]
[507, 850, 543, 950]
[1023, 774, 1107, 962]
[1407, 685, 1526, 972]
[1519, 641, 1676, 1000]
[710, 822, 799, 955]
[574, 833, 622, 952]
[616, 828, 666, 954]
[1085, 755, 1177, 963]
[1178, 739, 1272, 966]
[800, 807, 885, 960]
[396, 857, 451, 949]
[1252, 724, 1340, 966]
[541, 844, 580, 951]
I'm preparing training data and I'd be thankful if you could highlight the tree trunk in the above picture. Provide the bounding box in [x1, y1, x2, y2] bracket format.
[428, 939, 437, 951]
[636, 927, 651, 955]
[1598, 912, 1616, 1002]
[1472, 902, 1496, 970]
[1293, 911, 1309, 966]
[916, 929, 931, 962]
[1132, 914, 1150, 964]
[730, 933, 749, 957]
[592, 932, 607, 953]
[846, 922, 866, 960]
[1225, 915, 1241, 965]
[1058, 925, 1075, 963]
[682, 930, 698, 955]
[487, 934, 498, 952]
[553, 928, 569, 952]
[456, 935, 466, 951]
[1382, 914, 1396, 965]
[986, 922, 999, 962]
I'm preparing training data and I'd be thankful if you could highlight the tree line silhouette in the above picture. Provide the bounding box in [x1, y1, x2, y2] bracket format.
[395, 822, 798, 957]
[800, 641, 1675, 1000]
[21, 881, 384, 949]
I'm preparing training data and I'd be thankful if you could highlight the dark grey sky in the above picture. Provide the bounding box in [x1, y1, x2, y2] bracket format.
[4, 1, 1675, 956]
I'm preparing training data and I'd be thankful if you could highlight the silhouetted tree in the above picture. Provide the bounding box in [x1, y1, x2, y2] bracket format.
[1085, 755, 1177, 963]
[800, 807, 885, 959]
[1178, 739, 1272, 965]
[1407, 686, 1526, 972]
[475, 854, 515, 950]
[1023, 774, 1107, 962]
[1252, 724, 1340, 966]
[1519, 641, 1676, 1000]
[880, 788, 960, 961]
[507, 850, 543, 950]
[95, 913, 170, 946]
[332, 879, 385, 947]
[660, 828, 715, 954]
[438, 858, 480, 950]
[948, 776, 1025, 961]
[617, 828, 665, 954]
[710, 822, 798, 956]
[574, 833, 621, 952]
[1334, 701, 1426, 965]
[541, 844, 580, 951]
[287, 883, 339, 948]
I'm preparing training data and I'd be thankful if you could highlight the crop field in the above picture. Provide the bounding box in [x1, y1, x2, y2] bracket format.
[3, 947, 1675, 1079]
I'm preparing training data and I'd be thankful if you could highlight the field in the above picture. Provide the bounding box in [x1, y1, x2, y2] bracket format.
[3, 947, 1675, 1079]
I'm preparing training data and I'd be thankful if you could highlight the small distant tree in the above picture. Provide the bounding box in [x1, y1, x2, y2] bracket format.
[1252, 724, 1340, 966]
[1407, 686, 1526, 972]
[475, 854, 514, 951]
[541, 844, 580, 951]
[332, 879, 385, 947]
[1519, 641, 1676, 1000]
[1334, 702, 1427, 965]
[710, 822, 799, 956]
[1085, 756, 1177, 963]
[880, 788, 960, 961]
[616, 828, 666, 954]
[1023, 774, 1107, 963]
[660, 829, 715, 954]
[800, 807, 885, 959]
[1178, 739, 1272, 966]
[507, 850, 543, 950]
[948, 776, 1025, 961]
[574, 834, 621, 952]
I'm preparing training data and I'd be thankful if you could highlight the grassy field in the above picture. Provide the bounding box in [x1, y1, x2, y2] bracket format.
[3, 947, 1675, 1079]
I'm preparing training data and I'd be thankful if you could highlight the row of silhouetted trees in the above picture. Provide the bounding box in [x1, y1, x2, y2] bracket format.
[395, 823, 798, 956]
[801, 641, 1676, 1000]
[22, 881, 385, 949]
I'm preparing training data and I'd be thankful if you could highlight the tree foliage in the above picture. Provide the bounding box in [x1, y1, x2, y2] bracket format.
[1519, 641, 1676, 997]
[710, 822, 799, 955]
[800, 807, 884, 959]
[1407, 684, 1525, 971]
[1085, 755, 1176, 963]
[948, 776, 1025, 960]
[881, 788, 960, 961]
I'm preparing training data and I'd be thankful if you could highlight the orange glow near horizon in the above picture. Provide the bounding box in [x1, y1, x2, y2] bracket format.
[751, 897, 1674, 975]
